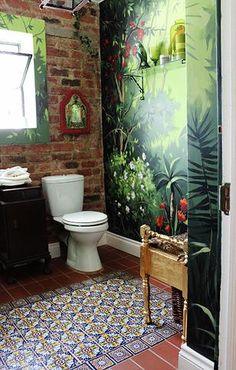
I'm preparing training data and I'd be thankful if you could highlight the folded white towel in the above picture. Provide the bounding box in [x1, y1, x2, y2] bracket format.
[0, 166, 32, 186]
[0, 166, 29, 178]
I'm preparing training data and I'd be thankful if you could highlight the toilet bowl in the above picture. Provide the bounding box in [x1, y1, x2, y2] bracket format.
[42, 175, 108, 273]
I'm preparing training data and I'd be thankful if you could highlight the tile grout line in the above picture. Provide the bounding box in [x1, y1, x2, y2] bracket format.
[149, 347, 177, 369]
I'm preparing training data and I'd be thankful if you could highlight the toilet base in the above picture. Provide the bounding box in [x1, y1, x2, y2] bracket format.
[66, 264, 104, 275]
[66, 234, 103, 273]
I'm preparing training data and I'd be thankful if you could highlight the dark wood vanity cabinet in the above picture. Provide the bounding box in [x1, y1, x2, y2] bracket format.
[0, 185, 51, 281]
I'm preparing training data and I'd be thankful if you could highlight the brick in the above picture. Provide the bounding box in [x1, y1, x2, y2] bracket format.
[64, 161, 79, 169]
[47, 47, 69, 58]
[61, 78, 80, 86]
[50, 68, 69, 77]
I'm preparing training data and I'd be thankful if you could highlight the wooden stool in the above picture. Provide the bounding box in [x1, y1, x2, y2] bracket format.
[140, 224, 188, 343]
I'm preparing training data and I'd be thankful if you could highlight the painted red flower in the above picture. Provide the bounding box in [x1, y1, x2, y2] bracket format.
[165, 224, 171, 233]
[124, 42, 131, 58]
[137, 28, 144, 40]
[125, 42, 131, 51]
[117, 73, 123, 81]
[139, 20, 145, 27]
[122, 60, 127, 68]
[180, 198, 188, 212]
[132, 45, 137, 56]
[177, 211, 186, 222]
[129, 21, 136, 29]
[156, 215, 164, 228]
[159, 202, 166, 209]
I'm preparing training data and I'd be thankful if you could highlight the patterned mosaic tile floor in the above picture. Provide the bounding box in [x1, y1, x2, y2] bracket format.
[0, 271, 182, 369]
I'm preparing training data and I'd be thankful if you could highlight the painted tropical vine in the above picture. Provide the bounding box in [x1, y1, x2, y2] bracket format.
[0, 12, 49, 144]
[186, 0, 220, 365]
[100, 0, 187, 238]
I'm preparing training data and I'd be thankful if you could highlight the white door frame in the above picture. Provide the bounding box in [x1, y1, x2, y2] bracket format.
[219, 0, 236, 369]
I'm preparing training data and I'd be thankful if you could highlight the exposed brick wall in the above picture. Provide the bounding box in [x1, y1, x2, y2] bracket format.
[0, 1, 105, 241]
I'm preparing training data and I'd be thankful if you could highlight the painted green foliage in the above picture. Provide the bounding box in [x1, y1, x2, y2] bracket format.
[100, 0, 188, 241]
[186, 0, 220, 364]
[0, 12, 49, 144]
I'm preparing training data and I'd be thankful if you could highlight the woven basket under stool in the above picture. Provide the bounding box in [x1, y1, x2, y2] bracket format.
[171, 287, 184, 324]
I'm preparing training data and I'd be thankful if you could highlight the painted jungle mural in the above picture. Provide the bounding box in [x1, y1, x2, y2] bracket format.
[186, 0, 220, 366]
[101, 0, 221, 367]
[100, 0, 188, 241]
[0, 12, 49, 144]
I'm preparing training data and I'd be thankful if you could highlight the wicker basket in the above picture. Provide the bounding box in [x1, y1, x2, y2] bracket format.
[171, 287, 184, 324]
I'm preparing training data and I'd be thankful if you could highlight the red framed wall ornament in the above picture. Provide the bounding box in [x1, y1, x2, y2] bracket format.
[60, 90, 91, 135]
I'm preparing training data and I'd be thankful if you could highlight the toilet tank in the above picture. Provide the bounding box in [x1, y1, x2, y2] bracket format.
[41, 174, 84, 217]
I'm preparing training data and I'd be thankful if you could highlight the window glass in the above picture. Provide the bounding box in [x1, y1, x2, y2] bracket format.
[0, 29, 37, 129]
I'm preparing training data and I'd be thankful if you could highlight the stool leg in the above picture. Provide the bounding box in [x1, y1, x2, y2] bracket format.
[181, 298, 188, 343]
[143, 275, 151, 324]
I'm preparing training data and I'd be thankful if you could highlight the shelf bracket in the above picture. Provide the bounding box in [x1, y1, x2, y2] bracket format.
[124, 71, 144, 100]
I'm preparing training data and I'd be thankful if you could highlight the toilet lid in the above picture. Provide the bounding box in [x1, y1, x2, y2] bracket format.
[62, 211, 108, 226]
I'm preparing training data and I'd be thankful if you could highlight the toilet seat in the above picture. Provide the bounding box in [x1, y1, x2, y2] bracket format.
[62, 211, 108, 227]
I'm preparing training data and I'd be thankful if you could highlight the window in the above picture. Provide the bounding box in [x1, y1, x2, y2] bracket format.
[0, 29, 37, 129]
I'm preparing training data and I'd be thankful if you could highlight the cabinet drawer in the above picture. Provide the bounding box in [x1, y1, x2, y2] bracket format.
[0, 186, 42, 202]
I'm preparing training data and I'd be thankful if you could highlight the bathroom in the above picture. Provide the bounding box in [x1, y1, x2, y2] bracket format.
[0, 0, 223, 369]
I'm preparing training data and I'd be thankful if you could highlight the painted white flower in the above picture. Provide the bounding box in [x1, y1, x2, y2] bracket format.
[146, 162, 149, 167]
[138, 172, 143, 180]
[123, 171, 128, 180]
[141, 184, 145, 190]
[129, 162, 135, 170]
[139, 206, 145, 213]
[126, 195, 130, 201]
[142, 153, 146, 161]
[117, 202, 121, 208]
[131, 191, 135, 200]
[118, 212, 121, 216]
[125, 205, 130, 214]
[131, 181, 135, 189]
[114, 171, 117, 177]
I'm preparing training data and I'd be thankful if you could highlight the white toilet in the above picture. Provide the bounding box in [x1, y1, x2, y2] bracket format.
[41, 174, 108, 273]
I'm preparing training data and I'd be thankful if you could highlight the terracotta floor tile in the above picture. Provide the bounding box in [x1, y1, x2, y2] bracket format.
[37, 278, 61, 291]
[52, 274, 73, 286]
[150, 277, 170, 290]
[167, 333, 182, 349]
[0, 280, 21, 290]
[7, 286, 29, 300]
[126, 267, 140, 276]
[132, 349, 175, 370]
[113, 249, 132, 258]
[23, 282, 45, 295]
[111, 359, 143, 369]
[0, 290, 12, 303]
[151, 341, 179, 368]
[66, 272, 89, 283]
[119, 258, 139, 268]
[103, 260, 129, 270]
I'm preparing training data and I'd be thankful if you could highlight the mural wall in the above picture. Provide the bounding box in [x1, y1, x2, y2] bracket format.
[186, 0, 221, 365]
[101, 0, 221, 366]
[100, 0, 188, 241]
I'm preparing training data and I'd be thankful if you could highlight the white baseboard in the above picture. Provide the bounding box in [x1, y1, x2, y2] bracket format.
[178, 344, 214, 370]
[48, 242, 61, 259]
[105, 231, 141, 257]
[97, 233, 107, 247]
